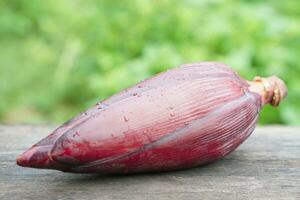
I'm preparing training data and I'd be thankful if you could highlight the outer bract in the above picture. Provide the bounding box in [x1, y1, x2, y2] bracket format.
[17, 62, 287, 174]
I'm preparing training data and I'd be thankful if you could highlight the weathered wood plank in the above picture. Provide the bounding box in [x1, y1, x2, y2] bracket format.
[0, 125, 299, 200]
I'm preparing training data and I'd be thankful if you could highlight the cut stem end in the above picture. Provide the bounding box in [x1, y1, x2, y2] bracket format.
[248, 75, 288, 107]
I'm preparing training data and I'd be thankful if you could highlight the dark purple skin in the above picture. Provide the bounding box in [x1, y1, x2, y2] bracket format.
[17, 62, 262, 174]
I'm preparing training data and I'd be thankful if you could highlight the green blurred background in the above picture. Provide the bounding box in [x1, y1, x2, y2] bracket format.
[0, 0, 299, 124]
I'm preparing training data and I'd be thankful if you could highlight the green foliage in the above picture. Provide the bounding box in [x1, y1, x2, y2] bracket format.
[0, 0, 299, 124]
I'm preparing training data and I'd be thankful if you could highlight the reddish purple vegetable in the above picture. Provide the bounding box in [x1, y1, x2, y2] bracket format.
[17, 62, 287, 174]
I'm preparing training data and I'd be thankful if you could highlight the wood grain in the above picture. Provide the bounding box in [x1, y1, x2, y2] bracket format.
[0, 125, 299, 200]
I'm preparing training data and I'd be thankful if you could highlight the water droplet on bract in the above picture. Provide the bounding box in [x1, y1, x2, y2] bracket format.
[143, 130, 147, 134]
[72, 131, 80, 137]
[133, 93, 138, 96]
[169, 111, 175, 117]
[123, 116, 129, 122]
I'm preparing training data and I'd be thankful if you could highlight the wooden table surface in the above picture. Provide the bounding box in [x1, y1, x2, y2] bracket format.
[0, 125, 299, 200]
